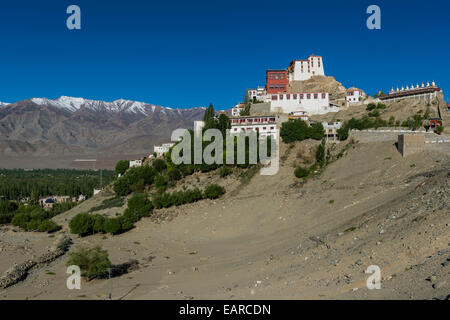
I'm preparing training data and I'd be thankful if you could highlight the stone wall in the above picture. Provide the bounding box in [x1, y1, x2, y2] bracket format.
[398, 134, 425, 157]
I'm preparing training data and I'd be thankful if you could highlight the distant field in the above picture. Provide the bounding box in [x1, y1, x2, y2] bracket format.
[0, 153, 148, 170]
[0, 168, 116, 200]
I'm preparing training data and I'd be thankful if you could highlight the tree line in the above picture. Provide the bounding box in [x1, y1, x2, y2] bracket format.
[0, 169, 115, 201]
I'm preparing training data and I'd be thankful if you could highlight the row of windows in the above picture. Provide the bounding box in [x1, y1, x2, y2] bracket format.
[269, 84, 286, 90]
[271, 93, 327, 100]
[232, 126, 275, 132]
[268, 73, 286, 80]
[230, 118, 276, 123]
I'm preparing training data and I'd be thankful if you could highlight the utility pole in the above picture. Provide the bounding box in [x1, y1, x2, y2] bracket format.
[108, 267, 112, 300]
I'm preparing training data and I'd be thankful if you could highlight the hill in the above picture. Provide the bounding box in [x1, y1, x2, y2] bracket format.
[0, 136, 448, 299]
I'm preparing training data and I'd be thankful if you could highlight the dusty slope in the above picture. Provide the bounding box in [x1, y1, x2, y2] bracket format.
[0, 140, 449, 300]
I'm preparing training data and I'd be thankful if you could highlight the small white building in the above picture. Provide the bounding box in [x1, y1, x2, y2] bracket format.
[229, 115, 277, 139]
[130, 159, 143, 167]
[269, 92, 334, 115]
[322, 122, 342, 141]
[231, 103, 246, 117]
[154, 142, 175, 157]
[288, 55, 325, 81]
[346, 88, 364, 104]
[247, 87, 266, 102]
[288, 111, 309, 121]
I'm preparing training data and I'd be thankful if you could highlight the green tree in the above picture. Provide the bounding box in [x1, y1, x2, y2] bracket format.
[66, 246, 111, 279]
[115, 160, 129, 175]
[69, 213, 93, 236]
[316, 138, 326, 166]
[218, 113, 231, 135]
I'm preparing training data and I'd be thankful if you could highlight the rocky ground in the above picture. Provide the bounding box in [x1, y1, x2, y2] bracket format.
[0, 138, 448, 300]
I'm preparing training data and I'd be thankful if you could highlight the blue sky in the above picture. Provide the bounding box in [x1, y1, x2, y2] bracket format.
[0, 0, 449, 109]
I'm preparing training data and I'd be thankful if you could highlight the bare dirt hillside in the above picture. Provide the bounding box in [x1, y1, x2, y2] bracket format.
[0, 139, 449, 300]
[312, 94, 443, 125]
[289, 76, 347, 99]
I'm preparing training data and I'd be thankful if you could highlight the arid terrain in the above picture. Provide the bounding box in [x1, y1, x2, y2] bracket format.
[0, 133, 448, 300]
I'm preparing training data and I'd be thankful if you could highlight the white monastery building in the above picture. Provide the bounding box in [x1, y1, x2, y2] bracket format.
[229, 115, 278, 139]
[288, 55, 325, 81]
[154, 143, 175, 157]
[269, 92, 336, 115]
[247, 87, 266, 102]
[231, 103, 246, 117]
[130, 159, 143, 167]
[346, 88, 364, 104]
[381, 81, 442, 103]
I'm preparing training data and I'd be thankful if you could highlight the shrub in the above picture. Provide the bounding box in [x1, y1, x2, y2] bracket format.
[153, 159, 167, 172]
[294, 167, 309, 178]
[11, 212, 30, 229]
[90, 197, 124, 212]
[0, 201, 18, 224]
[66, 246, 111, 279]
[168, 168, 182, 181]
[69, 213, 94, 236]
[315, 138, 326, 166]
[37, 219, 60, 233]
[113, 177, 132, 197]
[219, 166, 232, 178]
[91, 214, 106, 233]
[308, 123, 325, 140]
[280, 119, 310, 143]
[154, 174, 168, 188]
[113, 166, 157, 196]
[123, 193, 152, 222]
[115, 160, 129, 175]
[103, 217, 122, 234]
[204, 184, 225, 199]
[436, 125, 444, 134]
[119, 215, 135, 231]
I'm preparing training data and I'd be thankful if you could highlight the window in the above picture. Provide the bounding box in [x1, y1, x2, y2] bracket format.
[270, 127, 274, 130]
[263, 127, 266, 130]
[275, 75, 279, 80]
[314, 93, 318, 99]
[270, 85, 274, 90]
[300, 94, 304, 99]
[280, 74, 284, 79]
[293, 94, 297, 99]
[269, 74, 273, 80]
[279, 94, 283, 100]
[307, 94, 311, 99]
[280, 85, 285, 90]
[322, 93, 326, 99]
[286, 94, 290, 99]
[271, 95, 277, 100]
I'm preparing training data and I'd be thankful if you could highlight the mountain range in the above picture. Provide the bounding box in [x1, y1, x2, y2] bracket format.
[0, 96, 205, 168]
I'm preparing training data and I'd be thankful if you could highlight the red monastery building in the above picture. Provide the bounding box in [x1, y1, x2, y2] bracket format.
[266, 70, 288, 94]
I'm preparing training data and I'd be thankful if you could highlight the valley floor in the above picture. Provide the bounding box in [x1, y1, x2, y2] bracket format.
[0, 140, 449, 300]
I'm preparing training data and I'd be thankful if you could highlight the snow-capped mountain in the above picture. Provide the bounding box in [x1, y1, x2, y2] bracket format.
[0, 102, 9, 107]
[29, 96, 187, 115]
[0, 96, 206, 162]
